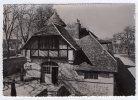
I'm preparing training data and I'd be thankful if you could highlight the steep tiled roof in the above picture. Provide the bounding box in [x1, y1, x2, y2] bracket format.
[34, 12, 66, 35]
[75, 62, 100, 72]
[54, 24, 80, 50]
[76, 33, 117, 72]
[66, 26, 98, 40]
[21, 23, 80, 50]
[34, 24, 59, 36]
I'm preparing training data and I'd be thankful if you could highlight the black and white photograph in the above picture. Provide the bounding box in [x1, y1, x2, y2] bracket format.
[3, 4, 135, 96]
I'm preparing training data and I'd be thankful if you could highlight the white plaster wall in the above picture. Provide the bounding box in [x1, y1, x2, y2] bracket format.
[77, 72, 114, 95]
[31, 58, 48, 65]
[68, 50, 74, 63]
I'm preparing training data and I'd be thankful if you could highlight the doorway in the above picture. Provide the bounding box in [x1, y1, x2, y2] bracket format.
[41, 61, 59, 84]
[52, 67, 58, 85]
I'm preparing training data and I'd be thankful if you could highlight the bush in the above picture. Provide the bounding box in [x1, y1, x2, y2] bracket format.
[3, 49, 21, 58]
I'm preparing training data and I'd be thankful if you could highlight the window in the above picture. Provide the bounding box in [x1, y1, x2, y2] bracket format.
[43, 67, 51, 74]
[59, 45, 67, 49]
[59, 38, 67, 49]
[84, 71, 98, 79]
[40, 36, 59, 49]
[31, 40, 38, 49]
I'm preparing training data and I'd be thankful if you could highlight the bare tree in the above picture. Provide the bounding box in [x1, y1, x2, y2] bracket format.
[122, 26, 135, 56]
[16, 5, 54, 57]
[34, 5, 54, 30]
[3, 5, 18, 59]
[112, 26, 135, 56]
[17, 5, 36, 44]
[3, 5, 54, 57]
[16, 5, 54, 43]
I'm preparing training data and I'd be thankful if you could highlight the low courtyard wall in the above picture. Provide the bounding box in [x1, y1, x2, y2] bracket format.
[3, 56, 27, 77]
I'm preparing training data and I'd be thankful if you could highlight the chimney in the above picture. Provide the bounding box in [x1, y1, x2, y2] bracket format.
[74, 19, 81, 40]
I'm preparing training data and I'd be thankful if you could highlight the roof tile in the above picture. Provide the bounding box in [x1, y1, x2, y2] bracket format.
[77, 34, 117, 72]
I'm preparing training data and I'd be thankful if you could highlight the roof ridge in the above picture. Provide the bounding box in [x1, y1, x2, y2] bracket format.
[52, 23, 80, 50]
[49, 12, 66, 27]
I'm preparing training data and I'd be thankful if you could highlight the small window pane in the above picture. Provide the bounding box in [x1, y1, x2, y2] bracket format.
[43, 67, 51, 74]
[93, 72, 98, 79]
[59, 45, 67, 49]
[31, 40, 38, 49]
[40, 37, 59, 49]
[59, 38, 67, 49]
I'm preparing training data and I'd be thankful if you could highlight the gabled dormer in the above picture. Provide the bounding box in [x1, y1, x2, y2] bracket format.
[21, 12, 80, 64]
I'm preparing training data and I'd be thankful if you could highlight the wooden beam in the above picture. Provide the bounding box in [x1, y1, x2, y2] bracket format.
[48, 49, 49, 58]
[67, 44, 68, 58]
[38, 37, 40, 57]
[26, 48, 72, 50]
[30, 45, 31, 57]
[58, 48, 60, 57]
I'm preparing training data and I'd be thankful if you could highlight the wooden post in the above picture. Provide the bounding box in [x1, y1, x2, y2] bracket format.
[40, 66, 45, 83]
[38, 37, 40, 57]
[48, 49, 49, 58]
[11, 79, 16, 96]
[20, 66, 24, 81]
[67, 45, 68, 59]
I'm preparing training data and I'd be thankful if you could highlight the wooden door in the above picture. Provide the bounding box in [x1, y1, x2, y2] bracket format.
[52, 67, 58, 85]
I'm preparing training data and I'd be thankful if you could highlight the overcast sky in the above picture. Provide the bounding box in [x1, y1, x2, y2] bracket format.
[54, 4, 135, 39]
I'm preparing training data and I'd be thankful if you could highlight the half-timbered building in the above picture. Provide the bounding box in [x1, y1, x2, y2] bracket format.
[21, 12, 117, 96]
